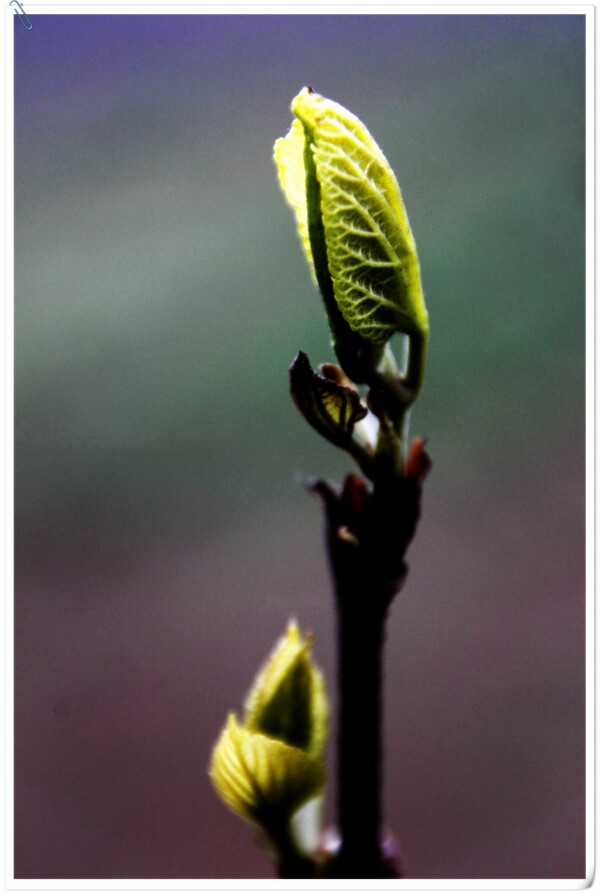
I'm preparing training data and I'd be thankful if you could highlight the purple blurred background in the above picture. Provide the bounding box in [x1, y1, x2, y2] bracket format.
[14, 14, 586, 879]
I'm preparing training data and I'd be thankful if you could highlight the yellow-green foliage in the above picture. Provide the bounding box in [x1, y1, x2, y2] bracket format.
[209, 622, 327, 830]
[275, 87, 428, 346]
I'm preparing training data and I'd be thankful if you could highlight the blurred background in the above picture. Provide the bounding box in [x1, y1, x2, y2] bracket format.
[14, 13, 586, 879]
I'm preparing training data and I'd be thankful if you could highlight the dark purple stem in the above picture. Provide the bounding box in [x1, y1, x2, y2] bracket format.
[311, 449, 430, 878]
[334, 579, 392, 876]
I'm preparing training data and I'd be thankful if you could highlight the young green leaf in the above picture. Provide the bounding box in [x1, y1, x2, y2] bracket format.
[275, 85, 428, 369]
[291, 87, 428, 346]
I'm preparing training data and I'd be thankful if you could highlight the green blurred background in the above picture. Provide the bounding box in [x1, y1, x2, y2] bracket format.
[15, 14, 585, 879]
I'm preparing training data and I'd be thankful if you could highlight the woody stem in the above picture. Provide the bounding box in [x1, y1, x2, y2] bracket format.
[334, 579, 391, 876]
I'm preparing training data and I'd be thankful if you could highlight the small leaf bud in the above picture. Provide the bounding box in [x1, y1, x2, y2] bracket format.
[289, 351, 372, 464]
[209, 623, 328, 842]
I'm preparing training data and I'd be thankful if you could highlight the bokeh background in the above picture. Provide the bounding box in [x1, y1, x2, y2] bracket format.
[14, 13, 586, 880]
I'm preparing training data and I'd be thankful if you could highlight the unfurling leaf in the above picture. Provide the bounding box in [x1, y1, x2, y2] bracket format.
[276, 87, 429, 348]
[289, 350, 368, 451]
[244, 620, 327, 757]
[209, 623, 328, 842]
